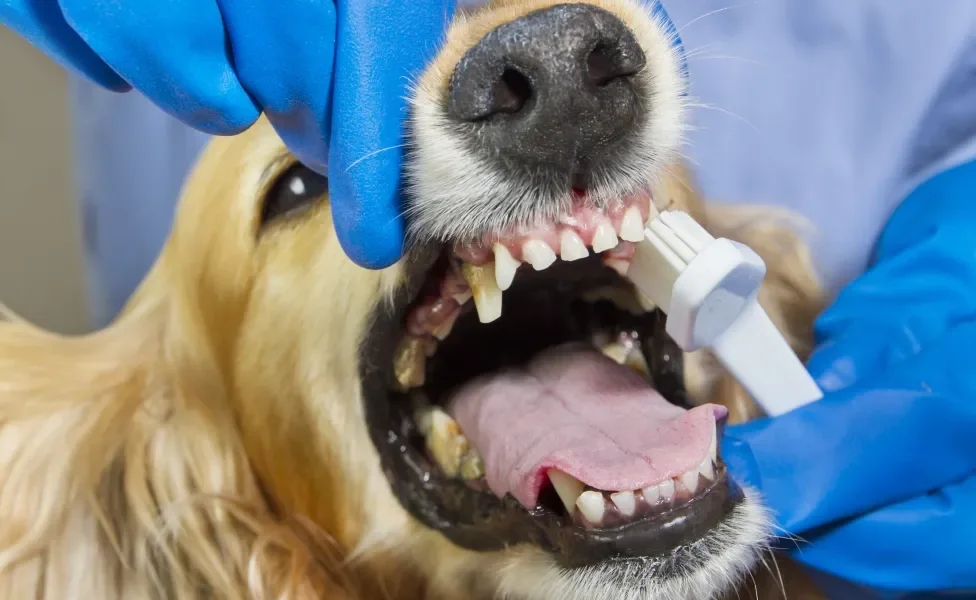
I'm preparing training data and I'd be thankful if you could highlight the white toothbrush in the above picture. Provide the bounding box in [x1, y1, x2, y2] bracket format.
[627, 209, 823, 417]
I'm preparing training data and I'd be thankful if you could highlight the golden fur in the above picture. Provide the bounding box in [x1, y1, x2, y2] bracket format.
[1, 1, 827, 598]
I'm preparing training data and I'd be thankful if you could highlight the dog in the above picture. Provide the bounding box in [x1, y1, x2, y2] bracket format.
[0, 1, 828, 598]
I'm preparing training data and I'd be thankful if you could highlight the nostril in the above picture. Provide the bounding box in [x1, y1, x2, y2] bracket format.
[494, 68, 532, 115]
[586, 43, 641, 87]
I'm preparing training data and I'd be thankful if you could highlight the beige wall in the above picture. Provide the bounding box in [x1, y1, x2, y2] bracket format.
[0, 27, 91, 334]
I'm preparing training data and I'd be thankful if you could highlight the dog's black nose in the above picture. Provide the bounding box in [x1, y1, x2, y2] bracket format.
[448, 3, 646, 180]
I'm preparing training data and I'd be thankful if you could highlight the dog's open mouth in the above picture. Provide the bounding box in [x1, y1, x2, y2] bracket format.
[361, 190, 742, 568]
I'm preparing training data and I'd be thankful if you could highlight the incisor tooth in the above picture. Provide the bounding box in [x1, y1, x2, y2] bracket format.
[610, 491, 637, 517]
[559, 230, 589, 261]
[522, 239, 557, 270]
[493, 243, 519, 290]
[547, 469, 585, 515]
[619, 206, 644, 242]
[393, 337, 427, 390]
[461, 263, 502, 323]
[680, 469, 699, 495]
[592, 222, 619, 253]
[642, 484, 660, 505]
[659, 478, 676, 501]
[576, 490, 606, 524]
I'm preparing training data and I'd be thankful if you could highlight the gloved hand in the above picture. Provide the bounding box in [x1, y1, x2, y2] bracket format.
[721, 159, 976, 594]
[0, 0, 456, 269]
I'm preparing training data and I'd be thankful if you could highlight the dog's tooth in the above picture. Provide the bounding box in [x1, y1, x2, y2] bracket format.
[452, 290, 473, 305]
[522, 239, 557, 270]
[559, 230, 589, 261]
[659, 478, 676, 502]
[680, 468, 700, 495]
[647, 195, 660, 225]
[493, 243, 520, 291]
[393, 337, 427, 390]
[709, 427, 718, 463]
[604, 258, 630, 277]
[636, 291, 656, 311]
[461, 262, 503, 323]
[642, 484, 660, 505]
[432, 309, 460, 341]
[700, 457, 715, 482]
[599, 341, 630, 365]
[460, 450, 485, 480]
[424, 408, 470, 478]
[610, 491, 637, 517]
[592, 222, 619, 253]
[576, 490, 606, 525]
[547, 469, 585, 515]
[624, 347, 650, 377]
[619, 206, 644, 242]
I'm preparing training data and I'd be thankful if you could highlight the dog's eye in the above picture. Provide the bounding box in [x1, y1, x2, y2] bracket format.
[260, 163, 328, 227]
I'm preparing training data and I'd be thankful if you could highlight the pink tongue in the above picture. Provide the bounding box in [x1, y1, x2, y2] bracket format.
[447, 344, 725, 509]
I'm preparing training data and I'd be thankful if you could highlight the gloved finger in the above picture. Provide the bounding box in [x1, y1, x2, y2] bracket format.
[1, 0, 128, 90]
[721, 319, 976, 536]
[216, 0, 337, 174]
[58, 0, 260, 135]
[328, 0, 457, 269]
[795, 475, 976, 593]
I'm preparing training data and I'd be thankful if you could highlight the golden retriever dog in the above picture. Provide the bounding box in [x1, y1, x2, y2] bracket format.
[0, 1, 828, 598]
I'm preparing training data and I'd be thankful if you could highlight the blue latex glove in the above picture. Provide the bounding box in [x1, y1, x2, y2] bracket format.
[0, 0, 455, 268]
[721, 159, 976, 594]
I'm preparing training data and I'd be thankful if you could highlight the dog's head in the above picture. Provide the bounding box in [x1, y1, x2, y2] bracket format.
[0, 1, 824, 599]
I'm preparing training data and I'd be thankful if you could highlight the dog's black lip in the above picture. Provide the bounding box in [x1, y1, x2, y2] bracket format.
[359, 246, 742, 568]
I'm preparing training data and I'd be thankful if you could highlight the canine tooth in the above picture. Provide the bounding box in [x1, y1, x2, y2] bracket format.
[647, 196, 660, 225]
[659, 478, 675, 501]
[680, 468, 700, 495]
[522, 239, 557, 270]
[619, 206, 644, 242]
[460, 451, 485, 480]
[576, 491, 606, 524]
[709, 428, 718, 463]
[461, 263, 502, 323]
[424, 408, 470, 477]
[559, 230, 589, 261]
[547, 469, 585, 515]
[610, 491, 637, 517]
[700, 457, 715, 482]
[624, 348, 650, 377]
[592, 222, 619, 253]
[637, 291, 656, 311]
[493, 243, 520, 290]
[393, 337, 427, 390]
[599, 341, 630, 365]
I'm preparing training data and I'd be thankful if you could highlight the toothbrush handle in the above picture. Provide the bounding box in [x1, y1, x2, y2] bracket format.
[710, 299, 823, 417]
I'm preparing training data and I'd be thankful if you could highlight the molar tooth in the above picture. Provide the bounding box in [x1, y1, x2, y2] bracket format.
[432, 309, 460, 341]
[393, 337, 427, 390]
[619, 206, 644, 242]
[592, 222, 619, 253]
[559, 230, 589, 261]
[610, 491, 637, 517]
[423, 408, 470, 477]
[547, 469, 585, 516]
[460, 451, 485, 480]
[576, 490, 606, 525]
[680, 469, 700, 495]
[522, 239, 557, 270]
[461, 263, 502, 323]
[493, 243, 520, 291]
